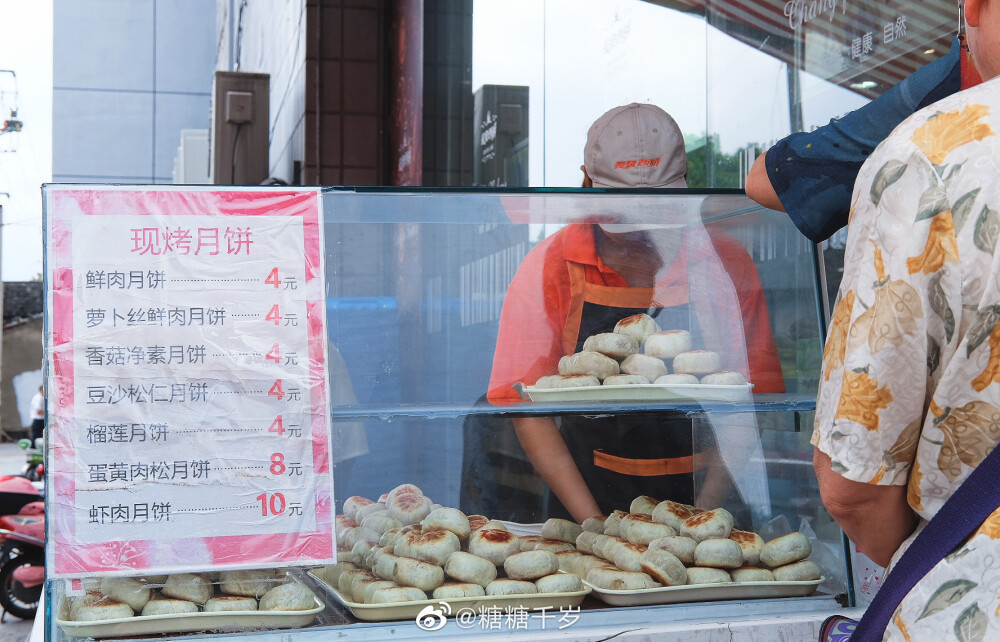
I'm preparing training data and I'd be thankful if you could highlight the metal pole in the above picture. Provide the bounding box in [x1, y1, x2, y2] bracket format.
[388, 0, 424, 186]
[787, 28, 804, 133]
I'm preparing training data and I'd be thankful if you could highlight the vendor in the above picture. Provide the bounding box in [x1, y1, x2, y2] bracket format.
[487, 103, 784, 523]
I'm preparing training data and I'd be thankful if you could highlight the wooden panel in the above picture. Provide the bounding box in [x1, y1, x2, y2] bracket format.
[212, 71, 270, 185]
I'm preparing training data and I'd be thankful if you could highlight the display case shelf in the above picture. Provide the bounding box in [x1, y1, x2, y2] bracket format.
[328, 393, 818, 421]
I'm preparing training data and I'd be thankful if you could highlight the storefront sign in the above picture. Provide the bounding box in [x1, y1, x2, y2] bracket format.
[698, 0, 953, 97]
[44, 186, 335, 576]
[784, 0, 848, 31]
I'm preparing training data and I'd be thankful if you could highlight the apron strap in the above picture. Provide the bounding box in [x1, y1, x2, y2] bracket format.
[564, 260, 656, 356]
[593, 450, 708, 476]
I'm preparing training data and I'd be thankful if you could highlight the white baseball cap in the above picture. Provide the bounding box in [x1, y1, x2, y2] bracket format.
[584, 103, 688, 189]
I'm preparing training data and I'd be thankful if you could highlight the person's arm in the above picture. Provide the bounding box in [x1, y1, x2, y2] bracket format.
[692, 447, 732, 509]
[814, 449, 916, 567]
[745, 154, 785, 212]
[487, 235, 569, 404]
[513, 416, 601, 522]
[745, 37, 972, 243]
[811, 135, 938, 567]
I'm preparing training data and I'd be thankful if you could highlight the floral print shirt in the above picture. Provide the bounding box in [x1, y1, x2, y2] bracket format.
[813, 75, 1000, 641]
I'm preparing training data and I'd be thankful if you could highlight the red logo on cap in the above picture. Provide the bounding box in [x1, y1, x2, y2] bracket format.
[614, 157, 661, 169]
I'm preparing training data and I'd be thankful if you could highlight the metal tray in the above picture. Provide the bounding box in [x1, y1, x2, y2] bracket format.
[583, 576, 823, 606]
[310, 566, 590, 623]
[55, 597, 324, 639]
[520, 382, 753, 403]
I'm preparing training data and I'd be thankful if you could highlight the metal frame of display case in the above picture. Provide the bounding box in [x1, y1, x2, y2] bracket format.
[44, 187, 858, 641]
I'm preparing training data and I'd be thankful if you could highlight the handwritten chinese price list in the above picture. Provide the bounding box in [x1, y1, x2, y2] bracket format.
[44, 187, 335, 576]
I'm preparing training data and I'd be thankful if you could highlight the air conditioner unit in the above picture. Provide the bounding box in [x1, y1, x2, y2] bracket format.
[172, 129, 211, 184]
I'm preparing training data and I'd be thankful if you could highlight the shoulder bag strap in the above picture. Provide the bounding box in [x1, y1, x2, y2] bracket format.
[851, 444, 1000, 641]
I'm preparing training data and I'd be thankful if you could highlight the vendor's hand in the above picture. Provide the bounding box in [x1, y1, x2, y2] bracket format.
[513, 416, 602, 523]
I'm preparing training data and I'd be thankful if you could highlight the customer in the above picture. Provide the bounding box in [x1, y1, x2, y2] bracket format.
[812, 0, 1000, 636]
[487, 103, 784, 523]
[745, 35, 980, 242]
[29, 385, 44, 445]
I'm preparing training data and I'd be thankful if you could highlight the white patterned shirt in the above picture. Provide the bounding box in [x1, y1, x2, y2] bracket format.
[813, 74, 1000, 641]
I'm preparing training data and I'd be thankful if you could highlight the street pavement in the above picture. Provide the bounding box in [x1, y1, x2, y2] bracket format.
[0, 442, 42, 640]
[0, 613, 33, 641]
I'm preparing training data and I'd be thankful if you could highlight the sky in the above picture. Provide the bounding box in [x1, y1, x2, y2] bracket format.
[0, 0, 52, 281]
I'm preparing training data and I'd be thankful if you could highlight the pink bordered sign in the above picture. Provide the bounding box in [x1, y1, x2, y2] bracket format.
[43, 186, 335, 577]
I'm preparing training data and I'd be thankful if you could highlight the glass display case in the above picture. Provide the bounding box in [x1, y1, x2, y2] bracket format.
[43, 186, 855, 641]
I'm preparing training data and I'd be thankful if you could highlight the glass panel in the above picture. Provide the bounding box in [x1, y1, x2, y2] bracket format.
[470, 1, 955, 192]
[325, 188, 841, 590]
[468, 1, 958, 306]
[692, 410, 849, 598]
[472, 0, 709, 187]
[324, 190, 820, 409]
[703, 0, 955, 130]
[702, 0, 958, 302]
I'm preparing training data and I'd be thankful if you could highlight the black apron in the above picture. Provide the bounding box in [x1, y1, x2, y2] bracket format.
[548, 260, 710, 519]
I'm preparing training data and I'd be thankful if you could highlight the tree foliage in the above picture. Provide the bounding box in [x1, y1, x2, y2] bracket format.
[685, 133, 757, 189]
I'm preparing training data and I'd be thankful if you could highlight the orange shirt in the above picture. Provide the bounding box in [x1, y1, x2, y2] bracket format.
[488, 224, 785, 403]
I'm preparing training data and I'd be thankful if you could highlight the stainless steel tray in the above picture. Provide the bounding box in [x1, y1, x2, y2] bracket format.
[521, 382, 753, 403]
[583, 576, 822, 606]
[56, 597, 324, 639]
[310, 565, 589, 623]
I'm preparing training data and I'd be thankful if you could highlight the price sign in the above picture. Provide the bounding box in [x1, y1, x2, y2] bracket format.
[44, 186, 335, 576]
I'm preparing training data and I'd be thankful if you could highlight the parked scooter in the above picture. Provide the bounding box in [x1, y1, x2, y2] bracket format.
[17, 438, 43, 482]
[0, 476, 44, 620]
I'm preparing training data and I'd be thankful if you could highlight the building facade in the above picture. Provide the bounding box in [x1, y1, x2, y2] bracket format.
[52, 0, 216, 184]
